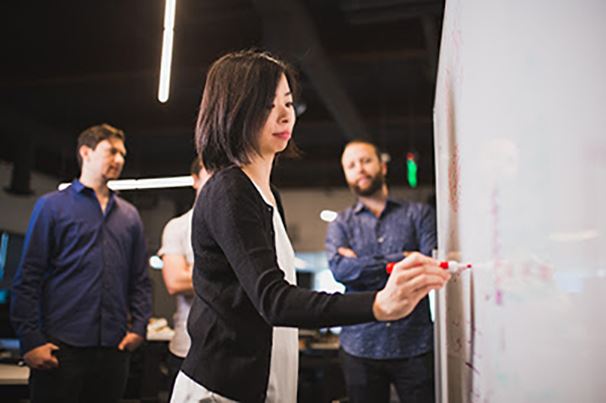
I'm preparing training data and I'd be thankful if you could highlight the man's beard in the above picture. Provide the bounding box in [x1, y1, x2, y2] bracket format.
[350, 173, 384, 197]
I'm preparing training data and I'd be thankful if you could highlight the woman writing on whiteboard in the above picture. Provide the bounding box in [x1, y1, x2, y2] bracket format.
[171, 49, 450, 403]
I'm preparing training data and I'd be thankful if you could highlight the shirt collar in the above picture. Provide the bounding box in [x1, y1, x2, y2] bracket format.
[353, 200, 365, 214]
[353, 197, 402, 214]
[70, 179, 86, 193]
[71, 179, 114, 195]
[70, 179, 117, 214]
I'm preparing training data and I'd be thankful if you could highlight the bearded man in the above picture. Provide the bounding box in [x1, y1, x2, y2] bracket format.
[325, 140, 437, 403]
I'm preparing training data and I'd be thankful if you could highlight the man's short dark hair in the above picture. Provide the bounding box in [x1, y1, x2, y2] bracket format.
[195, 49, 299, 173]
[76, 123, 125, 167]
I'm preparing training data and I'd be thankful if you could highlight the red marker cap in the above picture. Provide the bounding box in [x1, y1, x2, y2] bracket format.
[386, 262, 396, 274]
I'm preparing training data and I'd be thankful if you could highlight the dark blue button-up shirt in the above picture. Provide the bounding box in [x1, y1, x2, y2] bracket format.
[11, 179, 152, 354]
[326, 198, 437, 359]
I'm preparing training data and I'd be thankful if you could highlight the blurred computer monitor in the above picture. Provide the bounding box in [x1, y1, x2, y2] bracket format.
[0, 230, 24, 339]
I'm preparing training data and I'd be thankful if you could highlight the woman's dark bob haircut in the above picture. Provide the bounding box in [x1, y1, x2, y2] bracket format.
[195, 49, 299, 172]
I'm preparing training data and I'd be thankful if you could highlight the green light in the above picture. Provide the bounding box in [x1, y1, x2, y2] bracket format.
[407, 154, 418, 188]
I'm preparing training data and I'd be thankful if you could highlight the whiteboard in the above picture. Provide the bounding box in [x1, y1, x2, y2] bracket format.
[433, 1, 606, 402]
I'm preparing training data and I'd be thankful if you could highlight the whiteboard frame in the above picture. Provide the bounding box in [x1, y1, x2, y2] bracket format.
[434, 287, 448, 403]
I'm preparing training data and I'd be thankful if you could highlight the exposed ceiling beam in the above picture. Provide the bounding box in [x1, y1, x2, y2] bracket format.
[252, 0, 370, 141]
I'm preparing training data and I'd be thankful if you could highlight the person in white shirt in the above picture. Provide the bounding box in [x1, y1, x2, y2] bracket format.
[158, 157, 210, 400]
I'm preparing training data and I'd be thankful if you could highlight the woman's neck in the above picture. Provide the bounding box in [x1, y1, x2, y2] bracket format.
[241, 154, 273, 187]
[241, 153, 275, 203]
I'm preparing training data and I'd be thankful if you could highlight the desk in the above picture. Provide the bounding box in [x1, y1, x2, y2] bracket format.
[0, 363, 29, 385]
[0, 363, 29, 402]
[0, 339, 27, 383]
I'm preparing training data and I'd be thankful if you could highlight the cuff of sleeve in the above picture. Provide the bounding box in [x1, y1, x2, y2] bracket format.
[344, 291, 378, 324]
[362, 291, 378, 322]
[130, 322, 148, 339]
[20, 331, 47, 355]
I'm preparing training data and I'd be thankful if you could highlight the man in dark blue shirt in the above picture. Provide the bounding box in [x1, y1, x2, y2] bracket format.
[11, 124, 152, 403]
[326, 140, 437, 403]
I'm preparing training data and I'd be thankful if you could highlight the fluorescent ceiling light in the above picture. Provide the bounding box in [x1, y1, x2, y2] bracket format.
[58, 175, 194, 191]
[320, 209, 338, 223]
[158, 0, 177, 103]
[149, 255, 164, 270]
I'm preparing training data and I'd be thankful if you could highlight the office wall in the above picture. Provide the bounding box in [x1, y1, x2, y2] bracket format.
[434, 0, 606, 402]
[0, 161, 58, 234]
[1, 160, 434, 323]
[281, 185, 434, 252]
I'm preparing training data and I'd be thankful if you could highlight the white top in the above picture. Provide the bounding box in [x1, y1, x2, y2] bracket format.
[170, 183, 299, 403]
[158, 209, 194, 358]
[252, 183, 299, 403]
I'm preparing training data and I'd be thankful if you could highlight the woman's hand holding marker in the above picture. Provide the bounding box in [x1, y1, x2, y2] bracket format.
[373, 252, 450, 321]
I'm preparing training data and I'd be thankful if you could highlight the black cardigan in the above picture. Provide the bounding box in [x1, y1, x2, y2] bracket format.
[181, 166, 376, 402]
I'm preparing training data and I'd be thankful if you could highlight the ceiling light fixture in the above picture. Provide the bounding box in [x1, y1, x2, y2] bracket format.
[320, 210, 338, 223]
[158, 0, 177, 103]
[57, 175, 194, 191]
[149, 255, 164, 270]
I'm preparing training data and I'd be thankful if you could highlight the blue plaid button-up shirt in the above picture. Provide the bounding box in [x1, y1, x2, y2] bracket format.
[325, 198, 436, 359]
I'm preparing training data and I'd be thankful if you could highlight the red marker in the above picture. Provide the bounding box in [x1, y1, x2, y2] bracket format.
[385, 260, 472, 275]
[439, 261, 472, 274]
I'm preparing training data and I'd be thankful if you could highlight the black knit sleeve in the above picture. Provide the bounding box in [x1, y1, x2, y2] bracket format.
[202, 169, 376, 328]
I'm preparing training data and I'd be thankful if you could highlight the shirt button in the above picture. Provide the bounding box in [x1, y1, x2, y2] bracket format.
[386, 322, 391, 328]
[378, 236, 384, 243]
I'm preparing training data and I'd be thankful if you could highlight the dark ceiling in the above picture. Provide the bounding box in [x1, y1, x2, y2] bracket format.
[1, 0, 444, 195]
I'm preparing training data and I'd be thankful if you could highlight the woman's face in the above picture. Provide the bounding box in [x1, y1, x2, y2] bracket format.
[257, 73, 296, 157]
